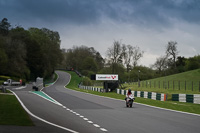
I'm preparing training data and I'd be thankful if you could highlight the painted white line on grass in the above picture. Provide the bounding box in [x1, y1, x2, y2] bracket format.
[9, 90, 79, 133]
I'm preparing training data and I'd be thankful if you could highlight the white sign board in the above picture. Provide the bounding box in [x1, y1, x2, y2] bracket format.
[96, 74, 118, 81]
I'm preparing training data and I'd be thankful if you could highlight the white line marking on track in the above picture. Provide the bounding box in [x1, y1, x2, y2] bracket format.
[9, 90, 79, 133]
[83, 118, 88, 121]
[29, 91, 62, 106]
[68, 86, 200, 117]
[41, 91, 63, 106]
[87, 121, 93, 124]
[59, 71, 109, 132]
[93, 124, 100, 128]
[100, 128, 108, 132]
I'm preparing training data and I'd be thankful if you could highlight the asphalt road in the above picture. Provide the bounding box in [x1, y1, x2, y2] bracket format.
[3, 70, 200, 133]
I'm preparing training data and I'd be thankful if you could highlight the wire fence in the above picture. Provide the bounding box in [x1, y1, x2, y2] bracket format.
[121, 80, 200, 92]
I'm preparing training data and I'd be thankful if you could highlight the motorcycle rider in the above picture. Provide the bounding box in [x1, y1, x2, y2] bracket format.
[126, 88, 134, 99]
[125, 88, 135, 107]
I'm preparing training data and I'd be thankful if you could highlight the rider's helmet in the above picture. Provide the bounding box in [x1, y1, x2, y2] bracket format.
[128, 88, 131, 93]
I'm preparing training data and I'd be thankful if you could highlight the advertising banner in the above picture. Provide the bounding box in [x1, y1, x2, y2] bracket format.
[96, 74, 118, 81]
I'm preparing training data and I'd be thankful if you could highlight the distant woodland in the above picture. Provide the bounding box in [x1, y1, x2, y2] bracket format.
[0, 18, 199, 81]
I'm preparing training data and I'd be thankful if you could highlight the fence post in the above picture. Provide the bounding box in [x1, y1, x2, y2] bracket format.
[146, 81, 147, 88]
[199, 81, 200, 92]
[185, 81, 186, 91]
[192, 81, 193, 91]
[163, 81, 164, 89]
[150, 81, 151, 88]
[168, 81, 169, 89]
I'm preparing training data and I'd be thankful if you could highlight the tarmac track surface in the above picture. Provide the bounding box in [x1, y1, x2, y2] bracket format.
[2, 70, 200, 133]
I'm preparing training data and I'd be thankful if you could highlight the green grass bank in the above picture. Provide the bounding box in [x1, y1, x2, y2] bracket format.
[123, 69, 200, 94]
[0, 94, 34, 126]
[65, 70, 200, 115]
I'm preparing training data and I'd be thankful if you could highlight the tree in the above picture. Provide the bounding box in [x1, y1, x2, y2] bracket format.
[82, 57, 98, 72]
[132, 46, 144, 67]
[152, 55, 168, 73]
[122, 44, 133, 72]
[166, 41, 178, 68]
[185, 55, 200, 70]
[106, 41, 123, 73]
[0, 18, 11, 35]
[64, 45, 104, 74]
[0, 36, 8, 75]
[28, 27, 63, 78]
[176, 56, 186, 72]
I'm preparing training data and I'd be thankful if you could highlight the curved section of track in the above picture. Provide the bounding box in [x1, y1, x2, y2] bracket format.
[43, 71, 200, 133]
[10, 71, 200, 133]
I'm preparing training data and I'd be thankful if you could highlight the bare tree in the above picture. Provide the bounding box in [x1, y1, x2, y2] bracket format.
[123, 45, 134, 72]
[153, 55, 168, 73]
[166, 41, 178, 68]
[132, 46, 144, 67]
[107, 41, 144, 73]
[107, 41, 122, 63]
[106, 41, 123, 73]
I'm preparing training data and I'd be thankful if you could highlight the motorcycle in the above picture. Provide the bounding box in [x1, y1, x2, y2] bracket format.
[125, 96, 135, 108]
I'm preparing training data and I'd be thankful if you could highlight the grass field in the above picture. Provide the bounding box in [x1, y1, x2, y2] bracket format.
[65, 70, 200, 115]
[0, 94, 34, 126]
[123, 69, 200, 94]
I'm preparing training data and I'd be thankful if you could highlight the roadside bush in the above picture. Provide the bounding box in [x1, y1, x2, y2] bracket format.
[82, 76, 92, 86]
[0, 75, 10, 80]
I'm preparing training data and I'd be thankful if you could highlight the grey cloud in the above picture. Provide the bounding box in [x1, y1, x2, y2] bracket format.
[1, 0, 200, 28]
[0, 0, 101, 25]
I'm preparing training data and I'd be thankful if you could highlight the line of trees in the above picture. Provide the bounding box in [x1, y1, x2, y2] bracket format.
[1, 18, 199, 82]
[152, 41, 200, 76]
[61, 41, 200, 82]
[0, 18, 63, 80]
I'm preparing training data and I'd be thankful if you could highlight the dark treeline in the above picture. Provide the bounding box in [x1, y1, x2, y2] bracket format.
[61, 41, 200, 82]
[1, 18, 199, 82]
[0, 18, 63, 81]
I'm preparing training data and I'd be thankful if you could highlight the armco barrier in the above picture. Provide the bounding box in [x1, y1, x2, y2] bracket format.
[78, 86, 167, 102]
[172, 94, 200, 104]
[116, 89, 167, 101]
[79, 85, 104, 92]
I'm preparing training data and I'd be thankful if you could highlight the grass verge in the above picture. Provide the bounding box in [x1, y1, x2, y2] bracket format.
[123, 69, 200, 94]
[44, 73, 58, 87]
[0, 94, 34, 126]
[65, 70, 200, 115]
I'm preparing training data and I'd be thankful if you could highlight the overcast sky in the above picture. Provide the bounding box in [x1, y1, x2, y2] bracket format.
[1, 0, 200, 67]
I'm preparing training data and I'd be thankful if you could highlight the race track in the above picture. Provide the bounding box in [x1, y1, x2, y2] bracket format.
[9, 71, 200, 133]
